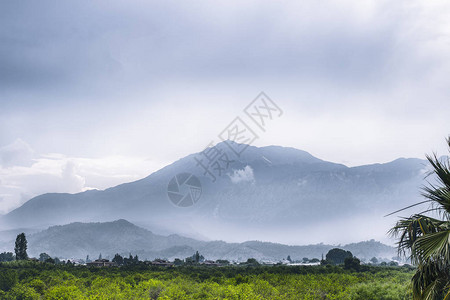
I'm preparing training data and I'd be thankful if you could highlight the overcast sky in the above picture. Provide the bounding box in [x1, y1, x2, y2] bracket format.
[0, 0, 449, 214]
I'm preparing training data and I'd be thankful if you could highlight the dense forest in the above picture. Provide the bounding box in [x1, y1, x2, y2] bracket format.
[0, 261, 413, 299]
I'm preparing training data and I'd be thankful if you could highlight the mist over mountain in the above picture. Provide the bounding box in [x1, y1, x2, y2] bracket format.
[0, 219, 396, 262]
[0, 142, 427, 245]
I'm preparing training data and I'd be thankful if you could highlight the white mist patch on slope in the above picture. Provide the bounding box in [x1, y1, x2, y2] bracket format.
[228, 165, 255, 184]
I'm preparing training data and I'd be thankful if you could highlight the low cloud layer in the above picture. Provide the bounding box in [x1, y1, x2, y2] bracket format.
[0, 140, 163, 214]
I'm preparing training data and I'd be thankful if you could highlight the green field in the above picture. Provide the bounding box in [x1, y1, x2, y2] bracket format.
[0, 262, 414, 299]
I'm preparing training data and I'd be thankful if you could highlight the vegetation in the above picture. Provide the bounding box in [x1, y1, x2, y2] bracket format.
[0, 261, 413, 299]
[344, 257, 361, 271]
[5, 139, 445, 299]
[324, 248, 353, 265]
[0, 252, 15, 262]
[14, 233, 28, 261]
[390, 136, 450, 299]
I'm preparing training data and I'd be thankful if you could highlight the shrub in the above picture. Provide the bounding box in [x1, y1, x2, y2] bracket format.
[7, 285, 40, 300]
[349, 281, 409, 300]
[0, 269, 18, 292]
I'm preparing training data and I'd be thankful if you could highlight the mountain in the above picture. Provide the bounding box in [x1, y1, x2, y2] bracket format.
[0, 141, 428, 244]
[0, 219, 396, 261]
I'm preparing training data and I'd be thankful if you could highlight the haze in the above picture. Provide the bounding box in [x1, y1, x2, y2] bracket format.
[1, 0, 449, 218]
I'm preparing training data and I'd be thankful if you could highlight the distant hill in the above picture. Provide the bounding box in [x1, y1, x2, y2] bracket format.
[0, 220, 396, 261]
[0, 141, 427, 244]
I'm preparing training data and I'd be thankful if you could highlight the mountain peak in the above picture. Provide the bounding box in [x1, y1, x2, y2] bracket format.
[112, 219, 134, 225]
[207, 141, 323, 165]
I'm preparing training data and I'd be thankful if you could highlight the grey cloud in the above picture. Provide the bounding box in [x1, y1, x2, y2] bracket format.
[0, 0, 426, 96]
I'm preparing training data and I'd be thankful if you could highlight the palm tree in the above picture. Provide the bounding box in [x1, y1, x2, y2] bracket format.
[389, 136, 450, 299]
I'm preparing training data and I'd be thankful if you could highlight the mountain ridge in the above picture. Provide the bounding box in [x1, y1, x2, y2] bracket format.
[0, 142, 428, 244]
[0, 219, 396, 262]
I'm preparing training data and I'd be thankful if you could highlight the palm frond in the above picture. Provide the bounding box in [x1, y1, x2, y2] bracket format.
[413, 230, 450, 265]
[384, 200, 433, 217]
[411, 260, 449, 300]
[390, 137, 450, 299]
[389, 215, 445, 256]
